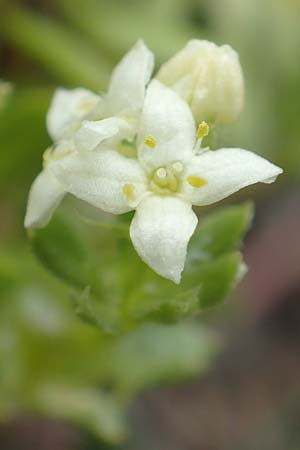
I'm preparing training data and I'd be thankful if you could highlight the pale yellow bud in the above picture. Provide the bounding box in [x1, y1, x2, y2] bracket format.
[156, 40, 244, 125]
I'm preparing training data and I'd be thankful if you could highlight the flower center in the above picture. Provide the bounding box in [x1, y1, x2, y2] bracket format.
[150, 162, 184, 194]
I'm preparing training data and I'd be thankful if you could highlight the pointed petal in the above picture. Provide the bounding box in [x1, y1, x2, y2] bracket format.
[138, 80, 196, 171]
[183, 148, 283, 206]
[24, 170, 65, 228]
[130, 196, 198, 283]
[47, 88, 99, 141]
[74, 117, 132, 151]
[49, 149, 147, 214]
[107, 40, 154, 116]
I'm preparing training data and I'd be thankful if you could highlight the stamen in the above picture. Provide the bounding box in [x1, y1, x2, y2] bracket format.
[144, 135, 157, 149]
[187, 176, 207, 188]
[123, 183, 135, 201]
[156, 167, 167, 179]
[197, 121, 210, 139]
[172, 162, 184, 173]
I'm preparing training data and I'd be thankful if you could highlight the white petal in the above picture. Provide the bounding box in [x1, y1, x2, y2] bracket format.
[47, 88, 99, 141]
[130, 196, 198, 283]
[183, 148, 283, 206]
[24, 170, 65, 228]
[138, 80, 196, 171]
[74, 117, 132, 152]
[107, 40, 154, 116]
[49, 149, 147, 214]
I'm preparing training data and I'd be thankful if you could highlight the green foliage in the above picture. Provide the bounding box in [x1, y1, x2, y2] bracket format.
[29, 215, 90, 290]
[107, 323, 217, 396]
[29, 203, 252, 333]
[0, 247, 216, 442]
[33, 385, 127, 444]
[188, 202, 253, 261]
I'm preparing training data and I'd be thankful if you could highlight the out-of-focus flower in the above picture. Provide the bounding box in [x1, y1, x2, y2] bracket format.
[28, 81, 282, 283]
[47, 40, 154, 142]
[156, 40, 244, 125]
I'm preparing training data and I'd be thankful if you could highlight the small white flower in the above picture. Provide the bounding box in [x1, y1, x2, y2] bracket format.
[25, 40, 154, 228]
[24, 124, 124, 228]
[156, 40, 244, 125]
[47, 40, 154, 142]
[36, 81, 282, 283]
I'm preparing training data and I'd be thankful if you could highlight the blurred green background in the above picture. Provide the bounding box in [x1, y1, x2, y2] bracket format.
[1, 0, 300, 449]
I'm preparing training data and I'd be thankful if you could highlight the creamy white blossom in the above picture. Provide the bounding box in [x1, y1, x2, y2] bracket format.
[47, 40, 154, 142]
[156, 40, 244, 125]
[30, 81, 282, 283]
[25, 40, 154, 228]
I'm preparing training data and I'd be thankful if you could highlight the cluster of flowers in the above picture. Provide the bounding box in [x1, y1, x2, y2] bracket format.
[25, 40, 282, 283]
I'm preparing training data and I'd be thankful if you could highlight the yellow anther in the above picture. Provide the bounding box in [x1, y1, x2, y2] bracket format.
[197, 121, 210, 139]
[187, 176, 207, 188]
[144, 135, 157, 149]
[123, 183, 135, 202]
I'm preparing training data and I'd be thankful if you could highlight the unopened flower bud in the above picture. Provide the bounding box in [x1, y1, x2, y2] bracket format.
[156, 40, 244, 125]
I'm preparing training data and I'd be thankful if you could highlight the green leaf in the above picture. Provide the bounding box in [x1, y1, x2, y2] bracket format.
[29, 214, 91, 290]
[33, 385, 126, 444]
[187, 202, 254, 264]
[196, 252, 245, 309]
[108, 323, 218, 396]
[72, 287, 121, 335]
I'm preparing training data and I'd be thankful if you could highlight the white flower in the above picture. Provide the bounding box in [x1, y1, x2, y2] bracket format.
[25, 40, 154, 228]
[24, 122, 124, 228]
[34, 81, 282, 283]
[156, 40, 244, 125]
[47, 40, 154, 142]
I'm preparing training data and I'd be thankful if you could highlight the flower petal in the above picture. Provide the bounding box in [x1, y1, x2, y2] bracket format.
[24, 170, 65, 228]
[49, 149, 147, 214]
[74, 117, 132, 152]
[183, 148, 283, 206]
[47, 88, 99, 141]
[107, 40, 154, 116]
[138, 80, 196, 171]
[130, 196, 198, 283]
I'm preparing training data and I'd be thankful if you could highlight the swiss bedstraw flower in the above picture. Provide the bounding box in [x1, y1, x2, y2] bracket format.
[156, 40, 244, 125]
[47, 39, 154, 142]
[25, 40, 154, 228]
[27, 80, 282, 283]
